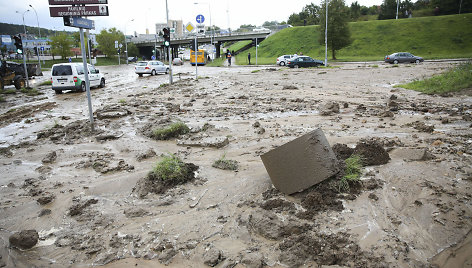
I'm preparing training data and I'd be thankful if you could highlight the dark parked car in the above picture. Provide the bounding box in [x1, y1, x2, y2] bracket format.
[384, 52, 423, 64]
[287, 56, 324, 68]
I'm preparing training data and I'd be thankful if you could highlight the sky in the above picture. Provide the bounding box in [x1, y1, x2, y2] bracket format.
[1, 0, 384, 36]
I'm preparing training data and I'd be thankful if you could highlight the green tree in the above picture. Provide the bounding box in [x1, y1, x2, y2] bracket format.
[350, 1, 361, 20]
[378, 0, 397, 19]
[1, 45, 7, 59]
[96, 27, 124, 58]
[287, 3, 321, 26]
[126, 42, 139, 57]
[49, 32, 73, 59]
[319, 0, 353, 59]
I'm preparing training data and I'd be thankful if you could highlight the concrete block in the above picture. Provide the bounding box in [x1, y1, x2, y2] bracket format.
[260, 129, 339, 194]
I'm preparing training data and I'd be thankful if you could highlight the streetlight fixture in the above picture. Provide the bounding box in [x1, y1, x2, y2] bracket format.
[124, 18, 134, 64]
[28, 4, 42, 70]
[194, 2, 213, 60]
[16, 10, 30, 88]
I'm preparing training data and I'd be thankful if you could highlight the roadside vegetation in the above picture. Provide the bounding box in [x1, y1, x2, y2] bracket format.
[234, 13, 472, 64]
[212, 154, 239, 171]
[396, 61, 472, 94]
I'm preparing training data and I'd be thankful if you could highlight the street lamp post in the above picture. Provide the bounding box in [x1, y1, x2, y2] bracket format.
[28, 4, 41, 71]
[125, 19, 134, 64]
[17, 10, 30, 88]
[396, 0, 399, 19]
[324, 0, 328, 67]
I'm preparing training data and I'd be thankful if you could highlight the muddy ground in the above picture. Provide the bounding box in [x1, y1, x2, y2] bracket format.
[0, 61, 471, 268]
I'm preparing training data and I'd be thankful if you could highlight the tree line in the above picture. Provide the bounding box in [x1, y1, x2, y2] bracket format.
[288, 0, 472, 26]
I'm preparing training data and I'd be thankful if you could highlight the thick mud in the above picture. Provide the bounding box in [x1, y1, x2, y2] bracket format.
[0, 62, 471, 267]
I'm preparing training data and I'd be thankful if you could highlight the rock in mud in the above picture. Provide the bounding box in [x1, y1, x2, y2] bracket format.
[37, 192, 55, 205]
[283, 85, 299, 90]
[124, 207, 149, 218]
[204, 248, 224, 267]
[136, 148, 157, 161]
[177, 136, 229, 149]
[9, 230, 39, 250]
[320, 102, 340, 116]
[244, 210, 307, 240]
[38, 209, 52, 217]
[407, 121, 435, 133]
[353, 139, 390, 166]
[95, 131, 123, 141]
[95, 105, 131, 119]
[241, 252, 264, 268]
[332, 143, 354, 161]
[41, 151, 57, 163]
[68, 198, 98, 216]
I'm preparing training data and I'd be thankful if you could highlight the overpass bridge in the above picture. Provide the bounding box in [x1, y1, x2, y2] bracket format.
[130, 30, 271, 60]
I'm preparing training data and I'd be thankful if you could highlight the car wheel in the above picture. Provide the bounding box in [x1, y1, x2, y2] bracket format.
[415, 59, 420, 64]
[0, 77, 5, 90]
[280, 61, 285, 66]
[294, 65, 299, 68]
[54, 89, 62, 94]
[81, 82, 86, 92]
[100, 78, 105, 88]
[165, 68, 169, 74]
[138, 74, 143, 77]
[393, 60, 399, 64]
[151, 70, 156, 76]
[14, 78, 25, 89]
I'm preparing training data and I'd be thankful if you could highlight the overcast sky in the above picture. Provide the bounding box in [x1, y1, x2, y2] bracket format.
[1, 0, 384, 36]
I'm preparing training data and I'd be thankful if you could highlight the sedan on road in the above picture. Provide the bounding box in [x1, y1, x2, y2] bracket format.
[384, 52, 423, 64]
[135, 61, 169, 77]
[276, 55, 295, 66]
[287, 56, 324, 68]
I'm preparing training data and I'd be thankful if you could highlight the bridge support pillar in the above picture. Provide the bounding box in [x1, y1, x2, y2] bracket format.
[216, 42, 221, 58]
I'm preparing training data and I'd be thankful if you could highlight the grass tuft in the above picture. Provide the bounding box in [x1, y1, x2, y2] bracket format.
[149, 154, 188, 181]
[212, 154, 239, 171]
[152, 121, 190, 140]
[335, 154, 362, 193]
[20, 88, 43, 96]
[1, 89, 17, 95]
[39, 80, 52, 86]
[396, 61, 472, 94]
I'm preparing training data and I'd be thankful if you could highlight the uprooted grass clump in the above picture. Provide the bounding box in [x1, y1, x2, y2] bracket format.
[152, 122, 190, 140]
[334, 155, 362, 193]
[212, 154, 239, 171]
[133, 154, 199, 197]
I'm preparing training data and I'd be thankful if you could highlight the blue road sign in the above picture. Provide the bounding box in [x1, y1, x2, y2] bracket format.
[40, 47, 44, 51]
[196, 14, 205, 24]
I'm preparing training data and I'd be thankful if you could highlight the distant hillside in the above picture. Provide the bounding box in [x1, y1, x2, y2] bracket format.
[0, 22, 60, 37]
[236, 13, 472, 63]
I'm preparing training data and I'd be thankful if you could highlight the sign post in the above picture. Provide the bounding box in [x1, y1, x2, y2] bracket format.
[49, 0, 109, 131]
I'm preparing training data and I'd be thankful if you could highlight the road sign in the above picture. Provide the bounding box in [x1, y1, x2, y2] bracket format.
[49, 0, 107, 4]
[41, 47, 44, 51]
[119, 43, 123, 48]
[63, 16, 95, 29]
[185, 22, 195, 33]
[49, 5, 109, 17]
[170, 28, 175, 33]
[114, 40, 118, 48]
[196, 14, 205, 24]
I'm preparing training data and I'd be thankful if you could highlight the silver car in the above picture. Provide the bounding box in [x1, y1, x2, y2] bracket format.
[276, 55, 295, 66]
[384, 52, 424, 64]
[135, 61, 169, 77]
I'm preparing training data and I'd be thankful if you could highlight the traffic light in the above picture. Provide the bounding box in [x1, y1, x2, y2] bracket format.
[34, 47, 38, 56]
[13, 35, 23, 54]
[189, 40, 197, 51]
[163, 27, 170, 47]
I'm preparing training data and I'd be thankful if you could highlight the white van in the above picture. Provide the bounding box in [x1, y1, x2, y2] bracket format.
[51, 63, 105, 94]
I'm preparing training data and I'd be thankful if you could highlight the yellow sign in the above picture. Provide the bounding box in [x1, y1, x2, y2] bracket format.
[185, 22, 195, 33]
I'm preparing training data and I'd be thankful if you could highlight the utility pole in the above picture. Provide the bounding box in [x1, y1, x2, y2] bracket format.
[396, 0, 399, 19]
[165, 0, 173, 84]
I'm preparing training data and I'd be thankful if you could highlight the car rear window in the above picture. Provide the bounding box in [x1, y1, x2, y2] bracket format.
[136, 62, 148, 66]
[52, 65, 72, 76]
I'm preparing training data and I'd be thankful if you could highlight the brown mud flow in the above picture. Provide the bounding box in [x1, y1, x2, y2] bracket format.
[0, 62, 471, 267]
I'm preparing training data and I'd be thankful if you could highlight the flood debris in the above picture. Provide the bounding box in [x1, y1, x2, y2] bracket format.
[133, 154, 199, 197]
[95, 104, 131, 119]
[212, 155, 239, 170]
[41, 151, 57, 163]
[390, 147, 436, 161]
[9, 230, 39, 250]
[260, 128, 339, 194]
[319, 101, 340, 116]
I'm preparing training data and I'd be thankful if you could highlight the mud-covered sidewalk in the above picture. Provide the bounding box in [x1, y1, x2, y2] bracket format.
[0, 62, 471, 267]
